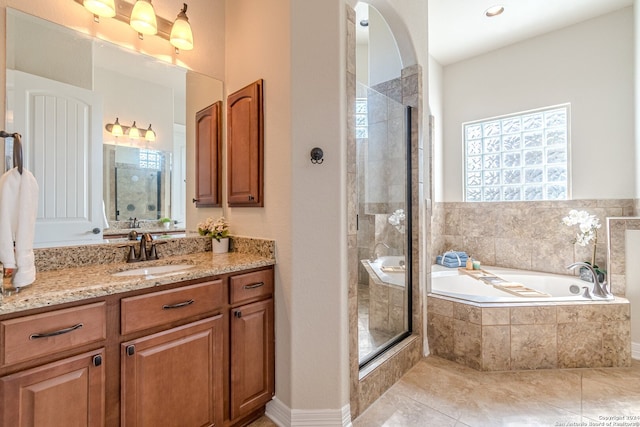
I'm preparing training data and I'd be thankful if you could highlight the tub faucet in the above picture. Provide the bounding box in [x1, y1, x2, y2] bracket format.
[370, 242, 390, 261]
[566, 262, 613, 300]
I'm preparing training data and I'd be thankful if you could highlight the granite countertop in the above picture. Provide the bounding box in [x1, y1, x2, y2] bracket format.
[0, 251, 275, 316]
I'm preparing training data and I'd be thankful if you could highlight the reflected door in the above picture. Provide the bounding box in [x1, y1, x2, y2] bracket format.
[7, 69, 103, 246]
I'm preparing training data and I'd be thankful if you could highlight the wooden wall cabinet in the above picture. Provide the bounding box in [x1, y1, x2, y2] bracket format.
[195, 101, 223, 207]
[227, 80, 264, 207]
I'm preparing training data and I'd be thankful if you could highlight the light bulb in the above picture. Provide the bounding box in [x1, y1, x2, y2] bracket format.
[130, 0, 157, 36]
[170, 4, 194, 51]
[128, 121, 140, 139]
[110, 118, 124, 137]
[83, 0, 116, 19]
[145, 124, 156, 142]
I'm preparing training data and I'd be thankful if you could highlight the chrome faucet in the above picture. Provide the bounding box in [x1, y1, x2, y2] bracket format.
[370, 242, 390, 261]
[566, 262, 613, 300]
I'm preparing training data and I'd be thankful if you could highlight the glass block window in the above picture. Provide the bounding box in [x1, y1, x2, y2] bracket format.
[463, 104, 570, 202]
[139, 149, 162, 170]
[355, 98, 368, 139]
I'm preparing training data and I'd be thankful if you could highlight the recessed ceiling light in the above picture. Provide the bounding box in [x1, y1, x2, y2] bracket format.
[485, 5, 505, 17]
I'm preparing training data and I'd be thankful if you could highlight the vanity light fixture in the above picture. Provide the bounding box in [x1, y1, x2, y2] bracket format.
[170, 3, 193, 51]
[76, 0, 194, 52]
[485, 5, 505, 17]
[83, 0, 116, 21]
[106, 119, 156, 141]
[130, 0, 157, 38]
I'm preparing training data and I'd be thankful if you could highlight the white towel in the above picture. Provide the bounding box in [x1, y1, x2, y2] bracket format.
[0, 167, 39, 288]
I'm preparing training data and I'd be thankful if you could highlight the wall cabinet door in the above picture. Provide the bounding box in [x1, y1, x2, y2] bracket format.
[230, 298, 274, 420]
[227, 80, 264, 207]
[0, 349, 106, 427]
[121, 316, 223, 427]
[194, 101, 223, 207]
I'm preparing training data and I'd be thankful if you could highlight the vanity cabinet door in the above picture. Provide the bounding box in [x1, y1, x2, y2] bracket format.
[195, 101, 223, 207]
[121, 316, 223, 427]
[0, 349, 106, 427]
[230, 298, 274, 420]
[227, 79, 264, 207]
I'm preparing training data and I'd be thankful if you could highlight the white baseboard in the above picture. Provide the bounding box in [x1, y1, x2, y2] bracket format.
[632, 341, 640, 360]
[265, 398, 352, 427]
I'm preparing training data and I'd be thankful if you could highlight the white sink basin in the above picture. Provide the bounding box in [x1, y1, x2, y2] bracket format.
[112, 264, 195, 277]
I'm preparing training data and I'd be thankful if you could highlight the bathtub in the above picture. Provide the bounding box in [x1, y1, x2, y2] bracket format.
[427, 264, 631, 371]
[431, 265, 591, 303]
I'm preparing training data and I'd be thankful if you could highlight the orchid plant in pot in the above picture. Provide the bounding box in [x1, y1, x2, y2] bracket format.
[562, 209, 606, 283]
[198, 217, 230, 253]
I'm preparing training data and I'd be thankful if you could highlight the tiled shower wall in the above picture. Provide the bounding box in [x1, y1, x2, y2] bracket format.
[431, 199, 635, 280]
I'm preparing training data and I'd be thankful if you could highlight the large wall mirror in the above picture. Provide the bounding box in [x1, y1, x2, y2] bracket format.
[4, 8, 223, 248]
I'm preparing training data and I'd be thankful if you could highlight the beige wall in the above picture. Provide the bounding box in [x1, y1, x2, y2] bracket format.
[440, 7, 634, 202]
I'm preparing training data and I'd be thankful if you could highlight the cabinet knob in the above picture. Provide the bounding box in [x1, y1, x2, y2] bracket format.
[234, 311, 242, 318]
[91, 227, 101, 234]
[248, 195, 254, 201]
[93, 355, 102, 367]
[126, 345, 135, 356]
[192, 198, 200, 203]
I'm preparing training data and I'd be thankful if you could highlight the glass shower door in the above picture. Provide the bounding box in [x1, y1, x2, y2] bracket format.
[356, 82, 412, 367]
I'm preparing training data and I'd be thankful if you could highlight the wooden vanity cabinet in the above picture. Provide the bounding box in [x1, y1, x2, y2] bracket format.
[0, 349, 106, 427]
[228, 269, 275, 422]
[0, 302, 108, 427]
[0, 266, 275, 427]
[121, 316, 223, 427]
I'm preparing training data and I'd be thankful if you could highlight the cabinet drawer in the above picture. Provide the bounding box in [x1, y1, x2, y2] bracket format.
[121, 280, 223, 335]
[230, 269, 273, 305]
[1, 302, 107, 366]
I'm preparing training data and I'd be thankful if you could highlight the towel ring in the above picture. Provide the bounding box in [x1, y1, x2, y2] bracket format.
[0, 130, 23, 174]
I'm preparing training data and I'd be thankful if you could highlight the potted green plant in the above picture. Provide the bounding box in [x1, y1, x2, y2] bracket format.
[159, 217, 172, 230]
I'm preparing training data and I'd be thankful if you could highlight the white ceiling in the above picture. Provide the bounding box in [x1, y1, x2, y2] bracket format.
[428, 0, 634, 66]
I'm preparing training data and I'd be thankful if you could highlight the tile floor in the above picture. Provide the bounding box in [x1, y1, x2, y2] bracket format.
[249, 355, 640, 426]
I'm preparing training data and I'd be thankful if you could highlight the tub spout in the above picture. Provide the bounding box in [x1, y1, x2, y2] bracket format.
[566, 262, 613, 300]
[370, 242, 390, 261]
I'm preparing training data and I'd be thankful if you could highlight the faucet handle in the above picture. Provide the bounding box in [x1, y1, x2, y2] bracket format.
[147, 241, 167, 260]
[118, 245, 138, 263]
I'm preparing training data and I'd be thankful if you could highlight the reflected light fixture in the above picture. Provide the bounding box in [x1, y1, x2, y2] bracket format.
[130, 0, 158, 37]
[485, 5, 505, 17]
[83, 0, 116, 21]
[170, 3, 194, 51]
[145, 124, 156, 141]
[109, 117, 124, 137]
[128, 121, 140, 139]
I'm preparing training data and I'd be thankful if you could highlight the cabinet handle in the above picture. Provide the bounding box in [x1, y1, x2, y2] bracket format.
[162, 299, 195, 310]
[29, 323, 83, 340]
[248, 195, 254, 201]
[192, 198, 200, 203]
[243, 282, 264, 290]
[234, 311, 242, 318]
[126, 345, 135, 356]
